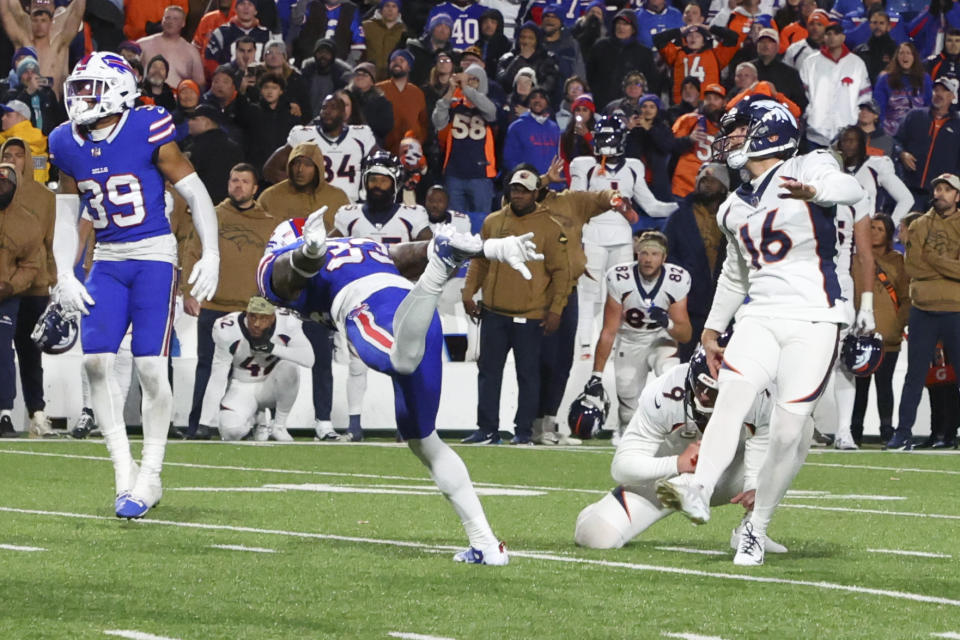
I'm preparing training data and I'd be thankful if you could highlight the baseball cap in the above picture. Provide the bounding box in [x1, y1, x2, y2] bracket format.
[757, 28, 779, 43]
[703, 83, 726, 97]
[187, 103, 222, 123]
[696, 162, 730, 190]
[807, 9, 832, 26]
[509, 168, 539, 191]
[0, 100, 31, 121]
[932, 173, 960, 191]
[934, 75, 959, 101]
[859, 98, 880, 114]
[247, 296, 275, 315]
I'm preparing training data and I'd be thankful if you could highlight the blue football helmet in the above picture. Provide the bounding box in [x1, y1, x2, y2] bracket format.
[568, 388, 610, 440]
[31, 302, 79, 354]
[841, 332, 884, 377]
[711, 96, 799, 170]
[593, 115, 625, 157]
[685, 346, 719, 430]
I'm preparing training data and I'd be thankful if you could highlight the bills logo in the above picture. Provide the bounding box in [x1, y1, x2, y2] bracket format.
[841, 77, 853, 86]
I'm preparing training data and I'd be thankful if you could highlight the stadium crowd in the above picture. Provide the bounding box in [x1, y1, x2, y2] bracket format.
[1, 0, 959, 450]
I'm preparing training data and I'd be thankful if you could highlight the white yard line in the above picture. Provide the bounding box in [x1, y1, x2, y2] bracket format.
[210, 544, 276, 554]
[655, 546, 728, 556]
[782, 504, 960, 521]
[662, 633, 727, 640]
[932, 633, 960, 639]
[104, 631, 180, 640]
[867, 548, 952, 559]
[0, 543, 45, 552]
[388, 632, 457, 640]
[3, 505, 960, 609]
[0, 449, 603, 495]
[805, 462, 960, 476]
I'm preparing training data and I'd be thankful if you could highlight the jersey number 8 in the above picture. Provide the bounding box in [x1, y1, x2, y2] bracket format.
[78, 174, 147, 229]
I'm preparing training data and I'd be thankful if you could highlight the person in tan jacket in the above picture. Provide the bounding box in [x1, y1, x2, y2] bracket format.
[0, 137, 57, 437]
[851, 213, 911, 445]
[887, 174, 960, 450]
[459, 167, 573, 445]
[0, 162, 43, 437]
[258, 142, 350, 230]
[362, 1, 407, 81]
[182, 163, 277, 439]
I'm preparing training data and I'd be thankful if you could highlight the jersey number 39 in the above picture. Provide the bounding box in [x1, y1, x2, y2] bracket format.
[78, 174, 147, 229]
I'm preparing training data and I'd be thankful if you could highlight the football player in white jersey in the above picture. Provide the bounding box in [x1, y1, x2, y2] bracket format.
[329, 151, 432, 441]
[201, 296, 314, 442]
[836, 125, 913, 227]
[570, 115, 679, 356]
[582, 231, 692, 444]
[575, 348, 787, 554]
[655, 97, 867, 566]
[264, 94, 377, 202]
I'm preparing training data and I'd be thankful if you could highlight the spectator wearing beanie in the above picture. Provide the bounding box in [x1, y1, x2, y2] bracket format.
[406, 12, 456, 87]
[590, 10, 661, 109]
[540, 3, 587, 82]
[555, 75, 588, 131]
[348, 61, 394, 144]
[7, 56, 63, 136]
[496, 21, 563, 109]
[478, 8, 511, 74]
[504, 87, 562, 189]
[626, 94, 680, 202]
[750, 27, 807, 109]
[141, 55, 178, 112]
[363, 0, 407, 81]
[301, 38, 352, 118]
[377, 48, 428, 155]
[558, 92, 596, 183]
[202, 64, 245, 146]
[666, 75, 700, 124]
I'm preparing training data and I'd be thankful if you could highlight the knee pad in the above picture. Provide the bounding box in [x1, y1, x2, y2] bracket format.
[217, 413, 250, 441]
[574, 502, 627, 549]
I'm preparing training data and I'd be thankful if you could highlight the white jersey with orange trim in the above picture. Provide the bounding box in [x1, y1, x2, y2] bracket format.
[606, 261, 691, 343]
[208, 310, 314, 385]
[286, 124, 377, 202]
[333, 203, 430, 244]
[705, 150, 865, 332]
[569, 156, 679, 246]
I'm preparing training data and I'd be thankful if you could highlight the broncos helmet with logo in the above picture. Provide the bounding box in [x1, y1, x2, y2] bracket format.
[593, 114, 626, 157]
[31, 302, 79, 355]
[362, 150, 402, 198]
[64, 52, 139, 127]
[841, 332, 884, 377]
[568, 387, 611, 440]
[685, 347, 719, 430]
[711, 96, 799, 170]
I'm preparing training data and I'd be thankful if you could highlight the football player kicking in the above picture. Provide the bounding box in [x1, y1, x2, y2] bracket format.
[258, 208, 542, 565]
[655, 97, 866, 566]
[202, 296, 314, 442]
[574, 349, 786, 554]
[581, 230, 692, 445]
[50, 53, 220, 519]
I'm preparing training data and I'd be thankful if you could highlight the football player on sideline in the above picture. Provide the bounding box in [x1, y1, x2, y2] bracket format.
[570, 115, 679, 356]
[202, 296, 314, 442]
[655, 97, 865, 566]
[259, 207, 542, 564]
[329, 151, 432, 441]
[50, 52, 220, 519]
[574, 349, 787, 554]
[582, 230, 692, 445]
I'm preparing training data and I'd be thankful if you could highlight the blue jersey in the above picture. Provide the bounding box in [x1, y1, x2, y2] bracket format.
[429, 2, 486, 51]
[259, 237, 406, 326]
[48, 105, 177, 244]
[311, 3, 366, 49]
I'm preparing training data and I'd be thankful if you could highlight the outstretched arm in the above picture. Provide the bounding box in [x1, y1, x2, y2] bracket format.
[0, 0, 30, 47]
[53, 0, 86, 50]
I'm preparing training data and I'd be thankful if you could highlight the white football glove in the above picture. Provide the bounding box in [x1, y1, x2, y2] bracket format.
[302, 206, 328, 258]
[188, 252, 220, 302]
[55, 272, 95, 316]
[482, 232, 544, 280]
[853, 292, 876, 335]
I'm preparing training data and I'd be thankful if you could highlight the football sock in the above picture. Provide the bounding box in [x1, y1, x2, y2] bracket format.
[834, 368, 857, 442]
[390, 285, 441, 374]
[346, 356, 367, 416]
[407, 432, 499, 549]
[348, 414, 362, 437]
[84, 353, 134, 494]
[750, 407, 814, 535]
[693, 377, 759, 496]
[132, 356, 172, 497]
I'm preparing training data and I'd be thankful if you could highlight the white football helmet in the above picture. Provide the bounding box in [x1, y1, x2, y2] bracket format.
[64, 52, 140, 126]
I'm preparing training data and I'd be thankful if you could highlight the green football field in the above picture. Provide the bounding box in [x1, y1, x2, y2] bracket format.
[0, 438, 958, 640]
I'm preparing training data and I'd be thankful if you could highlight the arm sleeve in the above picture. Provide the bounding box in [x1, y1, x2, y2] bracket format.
[201, 326, 234, 415]
[802, 152, 866, 205]
[741, 424, 768, 492]
[630, 161, 679, 218]
[52, 193, 81, 276]
[610, 393, 680, 484]
[704, 223, 749, 332]
[173, 172, 220, 257]
[271, 322, 316, 368]
[875, 157, 914, 227]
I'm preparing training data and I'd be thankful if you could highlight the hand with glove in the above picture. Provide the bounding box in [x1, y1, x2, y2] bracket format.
[482, 232, 544, 280]
[584, 373, 604, 398]
[239, 316, 275, 353]
[301, 206, 328, 259]
[188, 252, 220, 302]
[648, 305, 672, 330]
[854, 292, 876, 335]
[56, 272, 95, 315]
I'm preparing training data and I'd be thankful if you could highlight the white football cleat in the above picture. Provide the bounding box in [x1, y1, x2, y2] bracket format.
[253, 423, 269, 442]
[453, 541, 509, 566]
[28, 411, 58, 438]
[731, 517, 787, 554]
[556, 433, 582, 446]
[314, 419, 339, 441]
[834, 435, 859, 450]
[733, 521, 766, 566]
[270, 425, 294, 442]
[655, 474, 711, 524]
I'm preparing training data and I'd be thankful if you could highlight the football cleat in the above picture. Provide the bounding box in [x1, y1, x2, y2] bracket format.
[655, 474, 711, 524]
[460, 430, 500, 444]
[885, 430, 913, 451]
[532, 430, 558, 445]
[453, 541, 509, 566]
[556, 433, 582, 446]
[0, 414, 19, 438]
[253, 424, 270, 442]
[269, 426, 294, 442]
[731, 516, 787, 554]
[510, 434, 534, 445]
[811, 428, 834, 447]
[115, 494, 150, 519]
[733, 521, 766, 566]
[834, 435, 859, 450]
[28, 411, 58, 439]
[338, 431, 363, 442]
[314, 420, 339, 441]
